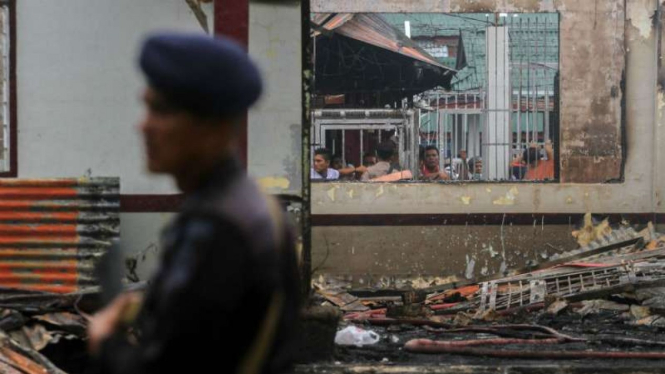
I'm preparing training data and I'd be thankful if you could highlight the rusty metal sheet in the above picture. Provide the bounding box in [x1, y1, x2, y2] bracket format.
[0, 336, 65, 374]
[0, 178, 119, 294]
[313, 13, 455, 71]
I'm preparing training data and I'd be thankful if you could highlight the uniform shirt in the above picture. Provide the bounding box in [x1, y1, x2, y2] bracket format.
[99, 158, 301, 374]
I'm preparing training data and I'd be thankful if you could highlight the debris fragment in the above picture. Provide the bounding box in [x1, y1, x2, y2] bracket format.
[631, 315, 665, 327]
[545, 299, 568, 315]
[472, 308, 500, 322]
[629, 305, 651, 320]
[572, 213, 612, 247]
[575, 300, 630, 316]
[452, 312, 473, 326]
[334, 326, 380, 347]
[316, 288, 369, 312]
[322, 218, 665, 366]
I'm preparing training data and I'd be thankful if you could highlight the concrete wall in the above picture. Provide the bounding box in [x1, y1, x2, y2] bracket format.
[310, 0, 643, 214]
[16, 0, 213, 194]
[120, 213, 175, 281]
[13, 0, 663, 284]
[15, 1, 214, 276]
[310, 0, 664, 282]
[16, 1, 304, 278]
[656, 0, 665, 218]
[248, 1, 303, 196]
[313, 224, 578, 287]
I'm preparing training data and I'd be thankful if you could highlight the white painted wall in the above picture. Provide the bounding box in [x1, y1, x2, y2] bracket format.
[120, 212, 175, 281]
[16, 0, 213, 194]
[248, 1, 302, 196]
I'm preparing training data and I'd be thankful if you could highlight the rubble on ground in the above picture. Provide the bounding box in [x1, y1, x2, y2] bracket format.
[314, 220, 665, 365]
[0, 283, 146, 373]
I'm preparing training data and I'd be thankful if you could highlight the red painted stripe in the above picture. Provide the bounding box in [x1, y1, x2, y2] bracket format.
[215, 0, 249, 168]
[312, 213, 657, 226]
[120, 194, 183, 212]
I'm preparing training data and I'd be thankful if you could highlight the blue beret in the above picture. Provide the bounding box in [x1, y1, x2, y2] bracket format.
[139, 32, 262, 117]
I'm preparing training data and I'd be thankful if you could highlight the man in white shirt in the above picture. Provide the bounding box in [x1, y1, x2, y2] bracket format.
[311, 148, 340, 180]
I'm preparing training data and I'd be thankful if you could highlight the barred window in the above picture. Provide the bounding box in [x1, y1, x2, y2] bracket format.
[311, 12, 559, 183]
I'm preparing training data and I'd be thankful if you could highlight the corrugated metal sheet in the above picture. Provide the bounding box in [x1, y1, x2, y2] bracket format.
[313, 13, 456, 72]
[383, 13, 559, 91]
[0, 178, 119, 294]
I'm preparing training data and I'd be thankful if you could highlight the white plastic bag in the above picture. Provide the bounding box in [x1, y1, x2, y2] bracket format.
[334, 326, 380, 347]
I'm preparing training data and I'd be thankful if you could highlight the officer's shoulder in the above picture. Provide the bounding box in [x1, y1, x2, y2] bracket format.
[208, 176, 273, 231]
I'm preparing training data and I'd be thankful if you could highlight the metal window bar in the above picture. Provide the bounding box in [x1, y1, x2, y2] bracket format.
[436, 92, 441, 170]
[0, 6, 8, 173]
[506, 14, 560, 181]
[359, 128, 363, 163]
[306, 14, 562, 183]
[544, 16, 550, 142]
[312, 109, 417, 175]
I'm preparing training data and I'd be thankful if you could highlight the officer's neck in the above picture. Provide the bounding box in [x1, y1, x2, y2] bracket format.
[174, 153, 233, 193]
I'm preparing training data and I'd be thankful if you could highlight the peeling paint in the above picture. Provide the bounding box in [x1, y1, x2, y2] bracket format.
[347, 189, 354, 198]
[327, 187, 336, 201]
[441, 0, 451, 13]
[566, 196, 574, 204]
[506, 0, 542, 12]
[460, 196, 472, 205]
[451, 0, 496, 13]
[539, 0, 555, 12]
[480, 262, 489, 276]
[658, 91, 665, 127]
[493, 187, 519, 205]
[376, 185, 384, 197]
[484, 244, 499, 258]
[465, 255, 476, 280]
[312, 0, 572, 13]
[258, 176, 290, 190]
[627, 1, 653, 39]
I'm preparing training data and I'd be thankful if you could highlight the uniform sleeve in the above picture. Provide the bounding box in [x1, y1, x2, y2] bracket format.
[98, 217, 253, 374]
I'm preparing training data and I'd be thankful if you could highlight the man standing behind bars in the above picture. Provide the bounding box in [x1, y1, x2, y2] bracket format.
[87, 32, 301, 374]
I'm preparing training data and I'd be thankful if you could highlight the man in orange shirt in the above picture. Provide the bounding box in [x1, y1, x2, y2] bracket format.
[524, 140, 555, 180]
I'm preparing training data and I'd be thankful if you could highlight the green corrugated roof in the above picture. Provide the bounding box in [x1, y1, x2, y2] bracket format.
[382, 13, 490, 38]
[382, 13, 559, 92]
